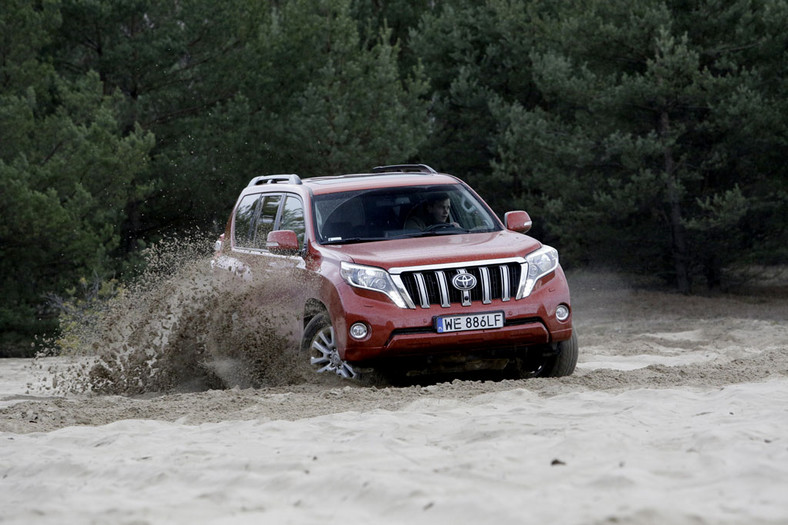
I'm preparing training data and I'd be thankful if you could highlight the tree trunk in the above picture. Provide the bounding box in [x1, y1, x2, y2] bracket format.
[660, 111, 691, 294]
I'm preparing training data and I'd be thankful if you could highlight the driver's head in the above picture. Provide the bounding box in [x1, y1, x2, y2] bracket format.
[426, 193, 450, 223]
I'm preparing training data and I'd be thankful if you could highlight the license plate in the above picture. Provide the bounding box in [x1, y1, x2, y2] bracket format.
[435, 311, 505, 333]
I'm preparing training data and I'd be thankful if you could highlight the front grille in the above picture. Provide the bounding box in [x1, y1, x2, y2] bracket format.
[398, 262, 523, 308]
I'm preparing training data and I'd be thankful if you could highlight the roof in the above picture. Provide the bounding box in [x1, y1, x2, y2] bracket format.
[304, 173, 460, 194]
[244, 165, 462, 195]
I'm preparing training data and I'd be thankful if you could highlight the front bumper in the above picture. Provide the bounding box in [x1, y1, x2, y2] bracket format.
[333, 269, 572, 363]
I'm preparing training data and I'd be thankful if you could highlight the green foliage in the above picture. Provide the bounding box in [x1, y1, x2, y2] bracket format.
[410, 1, 518, 186]
[0, 2, 154, 353]
[489, 0, 788, 290]
[50, 0, 251, 240]
[237, 0, 429, 175]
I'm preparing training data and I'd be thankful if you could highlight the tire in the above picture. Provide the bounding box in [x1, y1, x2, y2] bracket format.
[543, 332, 578, 377]
[301, 313, 357, 379]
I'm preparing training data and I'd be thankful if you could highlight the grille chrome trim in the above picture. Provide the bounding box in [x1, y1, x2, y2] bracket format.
[480, 267, 492, 304]
[395, 258, 525, 309]
[413, 272, 430, 308]
[436, 271, 450, 307]
[390, 274, 417, 309]
[389, 257, 526, 274]
[500, 265, 511, 302]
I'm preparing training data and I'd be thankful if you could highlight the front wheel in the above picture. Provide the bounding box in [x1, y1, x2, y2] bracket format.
[301, 314, 357, 379]
[543, 332, 578, 377]
[514, 332, 578, 378]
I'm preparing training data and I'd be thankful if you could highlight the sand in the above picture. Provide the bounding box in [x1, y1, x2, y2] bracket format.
[1, 271, 787, 524]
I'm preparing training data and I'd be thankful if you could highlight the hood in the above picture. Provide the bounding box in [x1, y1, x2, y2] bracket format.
[322, 231, 542, 270]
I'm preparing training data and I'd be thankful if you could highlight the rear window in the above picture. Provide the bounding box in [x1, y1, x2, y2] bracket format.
[233, 194, 260, 248]
[233, 193, 282, 249]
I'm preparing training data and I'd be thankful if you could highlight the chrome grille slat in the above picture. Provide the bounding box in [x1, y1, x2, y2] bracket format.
[413, 272, 430, 308]
[500, 265, 511, 302]
[480, 267, 491, 304]
[436, 271, 450, 307]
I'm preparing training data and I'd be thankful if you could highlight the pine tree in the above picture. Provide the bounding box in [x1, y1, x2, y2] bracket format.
[0, 1, 154, 353]
[236, 0, 429, 177]
[491, 0, 788, 291]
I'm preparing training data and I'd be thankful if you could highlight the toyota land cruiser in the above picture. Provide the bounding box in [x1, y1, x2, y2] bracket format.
[212, 164, 577, 380]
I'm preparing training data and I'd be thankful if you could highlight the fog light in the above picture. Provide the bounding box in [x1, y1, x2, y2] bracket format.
[555, 304, 570, 321]
[349, 322, 369, 340]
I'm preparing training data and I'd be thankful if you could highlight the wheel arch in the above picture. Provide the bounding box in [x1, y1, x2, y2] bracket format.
[303, 298, 328, 329]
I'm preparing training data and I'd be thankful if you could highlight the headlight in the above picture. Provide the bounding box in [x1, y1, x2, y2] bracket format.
[517, 245, 559, 298]
[340, 262, 408, 308]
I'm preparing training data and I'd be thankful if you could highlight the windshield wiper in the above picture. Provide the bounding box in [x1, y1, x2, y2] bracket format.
[389, 227, 471, 239]
[324, 225, 477, 244]
[322, 236, 388, 245]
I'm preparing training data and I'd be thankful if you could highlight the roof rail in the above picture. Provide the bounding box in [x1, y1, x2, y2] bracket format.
[372, 164, 437, 174]
[247, 174, 302, 187]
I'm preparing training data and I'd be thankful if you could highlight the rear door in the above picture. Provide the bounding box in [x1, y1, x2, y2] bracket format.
[233, 193, 283, 251]
[219, 191, 309, 341]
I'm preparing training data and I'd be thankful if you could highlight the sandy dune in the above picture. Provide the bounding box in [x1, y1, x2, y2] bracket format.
[1, 271, 787, 524]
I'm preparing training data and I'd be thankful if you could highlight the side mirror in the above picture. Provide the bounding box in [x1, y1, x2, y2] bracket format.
[266, 230, 300, 255]
[504, 211, 532, 233]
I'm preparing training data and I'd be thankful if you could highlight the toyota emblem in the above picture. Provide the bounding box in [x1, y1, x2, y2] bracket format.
[452, 273, 477, 291]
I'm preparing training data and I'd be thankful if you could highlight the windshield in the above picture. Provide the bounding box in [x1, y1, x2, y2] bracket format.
[313, 184, 501, 244]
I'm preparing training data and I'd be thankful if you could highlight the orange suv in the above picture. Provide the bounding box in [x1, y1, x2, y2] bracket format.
[213, 164, 577, 380]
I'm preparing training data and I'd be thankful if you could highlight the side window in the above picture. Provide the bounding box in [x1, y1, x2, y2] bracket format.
[252, 194, 282, 248]
[233, 194, 261, 248]
[279, 195, 306, 248]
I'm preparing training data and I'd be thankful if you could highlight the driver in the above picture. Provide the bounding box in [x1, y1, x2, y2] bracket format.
[405, 193, 455, 230]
